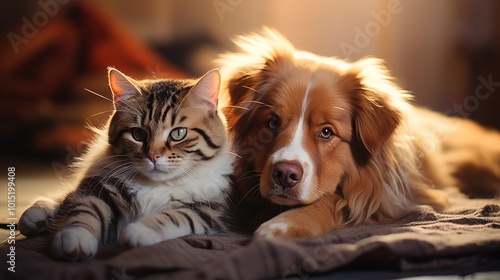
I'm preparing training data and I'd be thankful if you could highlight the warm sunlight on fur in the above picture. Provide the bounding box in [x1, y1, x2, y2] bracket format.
[216, 28, 500, 238]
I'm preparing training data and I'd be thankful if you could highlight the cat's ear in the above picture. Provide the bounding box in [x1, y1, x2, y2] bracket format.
[185, 69, 220, 112]
[108, 67, 142, 106]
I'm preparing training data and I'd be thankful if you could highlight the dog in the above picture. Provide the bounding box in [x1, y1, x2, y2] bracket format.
[216, 28, 500, 238]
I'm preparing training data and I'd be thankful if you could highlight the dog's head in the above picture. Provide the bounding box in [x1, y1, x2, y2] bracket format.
[218, 28, 407, 206]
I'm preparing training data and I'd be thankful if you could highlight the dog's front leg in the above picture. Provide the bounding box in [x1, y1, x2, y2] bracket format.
[254, 195, 343, 238]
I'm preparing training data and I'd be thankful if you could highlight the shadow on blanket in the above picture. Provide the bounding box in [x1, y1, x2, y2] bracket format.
[1, 188, 500, 280]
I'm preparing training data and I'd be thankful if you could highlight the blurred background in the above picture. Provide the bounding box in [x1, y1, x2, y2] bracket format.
[0, 0, 499, 214]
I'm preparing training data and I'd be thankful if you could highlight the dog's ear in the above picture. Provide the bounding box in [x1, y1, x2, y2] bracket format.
[221, 71, 260, 130]
[221, 53, 290, 132]
[346, 58, 404, 165]
[216, 28, 294, 127]
[226, 72, 259, 109]
[225, 57, 283, 102]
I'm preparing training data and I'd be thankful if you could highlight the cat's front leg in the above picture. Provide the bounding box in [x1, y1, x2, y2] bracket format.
[50, 196, 114, 261]
[51, 226, 98, 261]
[120, 208, 211, 247]
[19, 197, 59, 237]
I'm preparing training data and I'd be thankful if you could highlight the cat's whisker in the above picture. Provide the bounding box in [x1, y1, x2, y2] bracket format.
[235, 171, 260, 184]
[237, 184, 260, 207]
[236, 171, 259, 183]
[87, 161, 133, 199]
[228, 151, 242, 159]
[106, 162, 134, 180]
[222, 105, 250, 111]
[128, 98, 144, 114]
[87, 110, 116, 121]
[237, 176, 260, 189]
[221, 188, 236, 208]
[123, 169, 140, 183]
[236, 169, 260, 179]
[118, 101, 143, 116]
[234, 100, 272, 108]
[95, 160, 131, 179]
[109, 95, 143, 116]
[22, 68, 234, 261]
[88, 156, 129, 173]
[84, 88, 113, 102]
[241, 85, 261, 94]
[236, 170, 260, 180]
[108, 167, 134, 183]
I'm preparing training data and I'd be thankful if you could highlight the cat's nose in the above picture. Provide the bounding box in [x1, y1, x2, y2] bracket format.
[148, 153, 161, 164]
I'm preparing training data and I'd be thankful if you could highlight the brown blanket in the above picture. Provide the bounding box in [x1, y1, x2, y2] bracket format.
[1, 188, 500, 280]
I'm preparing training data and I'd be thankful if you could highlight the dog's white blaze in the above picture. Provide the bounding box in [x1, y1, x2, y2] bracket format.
[272, 83, 314, 201]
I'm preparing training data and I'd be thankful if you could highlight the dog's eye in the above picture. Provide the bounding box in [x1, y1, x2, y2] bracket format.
[267, 115, 280, 132]
[131, 127, 148, 142]
[319, 127, 335, 141]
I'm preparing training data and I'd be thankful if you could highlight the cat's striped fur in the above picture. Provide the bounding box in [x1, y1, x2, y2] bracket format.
[19, 68, 235, 261]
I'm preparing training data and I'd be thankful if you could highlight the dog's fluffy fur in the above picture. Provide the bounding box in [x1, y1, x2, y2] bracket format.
[216, 28, 500, 238]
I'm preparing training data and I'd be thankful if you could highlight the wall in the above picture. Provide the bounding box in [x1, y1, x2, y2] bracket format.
[92, 0, 500, 125]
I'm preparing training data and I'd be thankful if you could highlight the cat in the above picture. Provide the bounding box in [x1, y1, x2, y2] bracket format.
[19, 68, 235, 261]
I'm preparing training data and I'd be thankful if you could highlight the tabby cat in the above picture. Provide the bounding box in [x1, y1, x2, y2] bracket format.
[19, 68, 234, 261]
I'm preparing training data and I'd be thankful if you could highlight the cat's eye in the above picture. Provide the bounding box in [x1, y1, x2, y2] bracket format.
[267, 115, 280, 132]
[131, 127, 147, 142]
[169, 127, 187, 141]
[319, 127, 335, 141]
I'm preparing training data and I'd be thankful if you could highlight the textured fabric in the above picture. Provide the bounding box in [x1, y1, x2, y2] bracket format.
[1, 188, 499, 280]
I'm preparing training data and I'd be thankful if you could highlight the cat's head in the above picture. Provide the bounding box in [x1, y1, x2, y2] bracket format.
[107, 68, 227, 182]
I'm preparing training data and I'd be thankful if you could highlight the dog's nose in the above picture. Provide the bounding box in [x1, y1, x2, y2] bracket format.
[272, 162, 303, 189]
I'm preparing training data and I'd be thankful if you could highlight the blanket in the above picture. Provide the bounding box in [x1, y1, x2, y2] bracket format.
[1, 188, 500, 280]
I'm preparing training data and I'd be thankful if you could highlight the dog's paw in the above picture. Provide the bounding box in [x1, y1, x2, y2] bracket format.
[255, 220, 312, 239]
[255, 221, 291, 238]
[52, 227, 98, 261]
[120, 222, 163, 248]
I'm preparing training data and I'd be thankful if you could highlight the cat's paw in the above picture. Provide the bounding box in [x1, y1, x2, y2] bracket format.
[19, 206, 51, 237]
[51, 227, 98, 261]
[120, 222, 163, 248]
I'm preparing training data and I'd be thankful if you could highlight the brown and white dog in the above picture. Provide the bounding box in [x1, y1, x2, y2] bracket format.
[216, 28, 500, 238]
